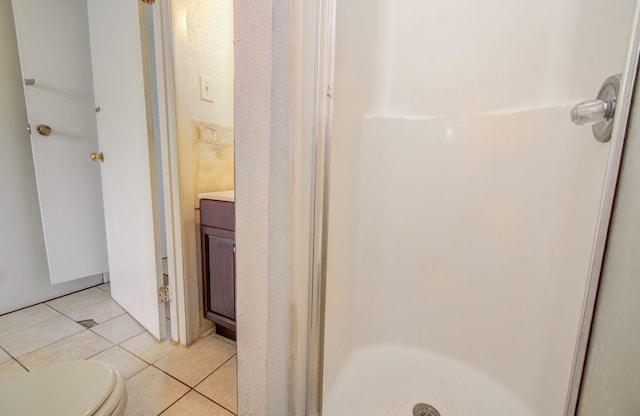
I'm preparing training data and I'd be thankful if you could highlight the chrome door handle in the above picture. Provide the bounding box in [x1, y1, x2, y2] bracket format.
[570, 74, 621, 143]
[571, 99, 616, 125]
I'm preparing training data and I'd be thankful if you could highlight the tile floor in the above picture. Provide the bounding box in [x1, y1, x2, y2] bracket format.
[0, 284, 237, 415]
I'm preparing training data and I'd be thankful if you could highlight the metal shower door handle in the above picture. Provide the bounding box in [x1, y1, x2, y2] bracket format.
[570, 74, 621, 142]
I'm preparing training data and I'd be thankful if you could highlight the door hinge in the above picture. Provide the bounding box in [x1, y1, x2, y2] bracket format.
[141, 0, 155, 4]
[158, 285, 170, 303]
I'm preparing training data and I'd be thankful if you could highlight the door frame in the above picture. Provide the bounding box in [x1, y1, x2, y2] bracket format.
[565, 3, 640, 414]
[149, 0, 188, 344]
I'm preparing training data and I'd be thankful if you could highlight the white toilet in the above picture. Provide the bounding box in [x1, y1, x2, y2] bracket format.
[0, 360, 127, 415]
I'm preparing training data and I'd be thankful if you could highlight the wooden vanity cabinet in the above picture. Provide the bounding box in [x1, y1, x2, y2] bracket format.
[200, 199, 236, 340]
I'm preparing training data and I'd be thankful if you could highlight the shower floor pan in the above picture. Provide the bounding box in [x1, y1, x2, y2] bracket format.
[322, 345, 534, 416]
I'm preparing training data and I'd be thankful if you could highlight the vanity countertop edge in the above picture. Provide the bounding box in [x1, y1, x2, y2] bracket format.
[198, 190, 235, 202]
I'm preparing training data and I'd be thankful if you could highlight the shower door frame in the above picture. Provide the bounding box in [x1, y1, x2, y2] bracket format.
[302, 2, 640, 415]
[564, 4, 640, 415]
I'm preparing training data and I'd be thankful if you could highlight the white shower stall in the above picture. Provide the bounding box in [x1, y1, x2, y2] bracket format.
[315, 0, 637, 414]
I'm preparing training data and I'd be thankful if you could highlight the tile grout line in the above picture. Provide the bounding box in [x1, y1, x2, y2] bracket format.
[0, 345, 29, 373]
[47, 295, 117, 320]
[96, 284, 111, 293]
[192, 389, 238, 415]
[5, 298, 140, 372]
[0, 314, 62, 342]
[45, 284, 107, 303]
[139, 364, 201, 415]
[149, 363, 195, 389]
[40, 285, 109, 315]
[147, 353, 240, 413]
[109, 326, 148, 345]
[0, 294, 104, 358]
[2, 324, 87, 366]
[192, 353, 237, 390]
[155, 388, 192, 415]
[10, 327, 110, 372]
[153, 383, 237, 416]
[116, 336, 175, 366]
[61, 309, 127, 327]
[2, 288, 125, 372]
[85, 344, 151, 381]
[190, 353, 238, 415]
[0, 302, 68, 341]
[0, 283, 104, 318]
[2, 287, 239, 415]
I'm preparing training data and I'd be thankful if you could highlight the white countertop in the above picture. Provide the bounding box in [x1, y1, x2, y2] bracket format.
[198, 190, 235, 202]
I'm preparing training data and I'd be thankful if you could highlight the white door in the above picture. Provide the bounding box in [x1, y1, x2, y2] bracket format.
[87, 0, 165, 341]
[11, 0, 109, 284]
[12, 0, 165, 340]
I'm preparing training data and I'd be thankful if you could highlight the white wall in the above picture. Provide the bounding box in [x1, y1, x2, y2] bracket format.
[234, 0, 291, 413]
[0, 0, 101, 315]
[188, 0, 234, 126]
[322, 0, 635, 414]
[187, 0, 234, 196]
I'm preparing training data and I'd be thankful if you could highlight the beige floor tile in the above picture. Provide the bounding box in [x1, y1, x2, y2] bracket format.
[155, 336, 236, 387]
[196, 356, 237, 413]
[0, 360, 27, 382]
[210, 333, 236, 347]
[18, 330, 112, 370]
[97, 283, 111, 293]
[0, 348, 10, 364]
[0, 315, 84, 357]
[120, 332, 178, 364]
[90, 314, 145, 344]
[90, 346, 147, 379]
[160, 390, 234, 416]
[0, 304, 61, 338]
[66, 299, 125, 324]
[46, 287, 110, 315]
[125, 366, 189, 416]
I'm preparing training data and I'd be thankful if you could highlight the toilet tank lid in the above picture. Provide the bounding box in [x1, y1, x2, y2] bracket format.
[0, 360, 116, 416]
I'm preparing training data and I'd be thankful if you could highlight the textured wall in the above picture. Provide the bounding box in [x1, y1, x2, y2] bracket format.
[234, 0, 291, 414]
[187, 0, 234, 125]
[187, 0, 234, 194]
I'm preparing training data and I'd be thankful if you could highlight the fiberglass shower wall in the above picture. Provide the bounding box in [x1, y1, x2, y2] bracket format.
[322, 0, 635, 414]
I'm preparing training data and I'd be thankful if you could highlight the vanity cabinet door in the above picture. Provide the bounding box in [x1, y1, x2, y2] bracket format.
[203, 226, 236, 321]
[200, 198, 236, 340]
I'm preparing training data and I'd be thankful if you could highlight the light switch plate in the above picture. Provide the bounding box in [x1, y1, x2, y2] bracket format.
[200, 75, 213, 102]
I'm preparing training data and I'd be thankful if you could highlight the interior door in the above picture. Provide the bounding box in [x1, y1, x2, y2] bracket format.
[13, 0, 165, 340]
[87, 0, 166, 340]
[11, 0, 109, 284]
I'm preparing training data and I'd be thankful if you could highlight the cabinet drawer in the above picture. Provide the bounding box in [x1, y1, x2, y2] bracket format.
[200, 199, 235, 230]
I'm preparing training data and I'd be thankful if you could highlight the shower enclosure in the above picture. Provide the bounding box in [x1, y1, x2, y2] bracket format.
[307, 0, 639, 415]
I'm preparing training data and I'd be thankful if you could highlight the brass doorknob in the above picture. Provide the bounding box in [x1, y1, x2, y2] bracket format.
[36, 124, 52, 136]
[90, 152, 104, 162]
